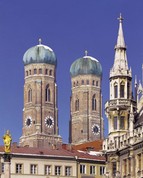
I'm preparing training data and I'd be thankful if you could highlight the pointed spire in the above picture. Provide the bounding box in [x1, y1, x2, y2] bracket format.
[110, 14, 131, 77]
[115, 13, 126, 49]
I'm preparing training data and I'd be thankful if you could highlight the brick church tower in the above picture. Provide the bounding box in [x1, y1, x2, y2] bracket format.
[19, 39, 62, 148]
[69, 52, 104, 144]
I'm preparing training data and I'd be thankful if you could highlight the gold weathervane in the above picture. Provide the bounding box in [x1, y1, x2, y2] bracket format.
[3, 130, 12, 153]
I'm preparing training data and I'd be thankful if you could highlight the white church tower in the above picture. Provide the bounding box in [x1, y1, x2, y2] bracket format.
[103, 14, 137, 177]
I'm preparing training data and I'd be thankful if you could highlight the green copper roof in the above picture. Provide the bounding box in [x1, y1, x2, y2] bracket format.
[70, 56, 102, 77]
[23, 44, 57, 66]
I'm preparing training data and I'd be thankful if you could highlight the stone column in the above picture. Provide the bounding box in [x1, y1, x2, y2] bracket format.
[3, 154, 12, 178]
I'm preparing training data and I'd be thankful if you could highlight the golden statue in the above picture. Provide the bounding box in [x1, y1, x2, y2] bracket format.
[3, 130, 12, 153]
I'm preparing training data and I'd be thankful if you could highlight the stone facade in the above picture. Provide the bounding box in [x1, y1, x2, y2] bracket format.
[103, 14, 143, 178]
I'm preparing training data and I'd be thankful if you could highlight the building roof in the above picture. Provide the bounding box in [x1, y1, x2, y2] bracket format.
[70, 55, 102, 77]
[71, 140, 103, 151]
[23, 40, 57, 66]
[62, 140, 105, 162]
[0, 144, 105, 162]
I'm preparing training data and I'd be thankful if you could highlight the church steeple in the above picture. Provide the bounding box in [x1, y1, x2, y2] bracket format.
[110, 14, 131, 78]
[116, 13, 126, 49]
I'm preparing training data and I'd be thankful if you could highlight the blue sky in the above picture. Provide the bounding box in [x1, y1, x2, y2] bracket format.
[0, 0, 142, 144]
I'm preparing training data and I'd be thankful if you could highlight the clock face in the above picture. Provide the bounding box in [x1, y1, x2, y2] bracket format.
[92, 124, 100, 135]
[25, 116, 32, 127]
[45, 116, 54, 128]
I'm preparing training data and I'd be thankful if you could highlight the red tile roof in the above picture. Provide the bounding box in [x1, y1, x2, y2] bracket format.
[0, 144, 105, 162]
[63, 140, 103, 152]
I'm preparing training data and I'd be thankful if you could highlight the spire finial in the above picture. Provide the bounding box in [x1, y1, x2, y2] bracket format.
[85, 50, 88, 56]
[118, 13, 124, 23]
[38, 38, 42, 45]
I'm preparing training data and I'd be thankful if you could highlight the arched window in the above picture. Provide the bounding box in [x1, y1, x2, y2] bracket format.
[26, 71, 28, 76]
[39, 68, 42, 74]
[92, 80, 95, 86]
[45, 85, 51, 102]
[75, 99, 79, 111]
[120, 82, 125, 98]
[92, 94, 96, 110]
[114, 82, 118, 98]
[45, 69, 48, 75]
[28, 88, 32, 102]
[34, 68, 37, 74]
[49, 70, 52, 76]
[81, 80, 84, 85]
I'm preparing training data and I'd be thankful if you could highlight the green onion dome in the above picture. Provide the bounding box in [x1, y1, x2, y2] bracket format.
[70, 55, 102, 77]
[23, 39, 57, 66]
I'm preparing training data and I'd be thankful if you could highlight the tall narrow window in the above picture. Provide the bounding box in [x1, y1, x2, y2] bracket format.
[65, 166, 72, 176]
[81, 80, 84, 85]
[114, 83, 118, 98]
[124, 159, 127, 176]
[127, 82, 130, 99]
[75, 99, 79, 111]
[34, 68, 37, 74]
[100, 166, 105, 175]
[120, 116, 125, 129]
[30, 164, 37, 174]
[128, 158, 131, 174]
[45, 69, 48, 75]
[26, 71, 28, 76]
[45, 165, 51, 175]
[55, 166, 61, 176]
[49, 70, 52, 76]
[112, 162, 116, 177]
[80, 164, 86, 174]
[120, 82, 125, 98]
[113, 116, 117, 130]
[76, 81, 79, 86]
[92, 94, 96, 110]
[90, 165, 96, 175]
[28, 88, 32, 102]
[96, 81, 98, 86]
[39, 68, 42, 74]
[138, 154, 141, 171]
[16, 164, 23, 174]
[92, 80, 95, 86]
[45, 85, 50, 102]
[86, 80, 89, 85]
